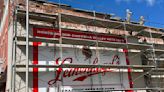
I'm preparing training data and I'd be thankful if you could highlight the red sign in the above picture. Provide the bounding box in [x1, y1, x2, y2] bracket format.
[33, 28, 126, 43]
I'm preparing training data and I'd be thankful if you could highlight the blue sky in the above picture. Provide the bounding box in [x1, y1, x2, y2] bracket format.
[49, 0, 164, 29]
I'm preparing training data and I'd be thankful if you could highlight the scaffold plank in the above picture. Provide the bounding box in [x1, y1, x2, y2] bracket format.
[136, 30, 163, 38]
[15, 64, 155, 69]
[17, 36, 152, 50]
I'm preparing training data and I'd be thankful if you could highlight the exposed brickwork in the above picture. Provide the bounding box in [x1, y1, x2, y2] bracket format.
[0, 2, 9, 91]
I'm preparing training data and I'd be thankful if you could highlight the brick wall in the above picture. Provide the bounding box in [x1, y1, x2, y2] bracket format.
[0, 0, 9, 74]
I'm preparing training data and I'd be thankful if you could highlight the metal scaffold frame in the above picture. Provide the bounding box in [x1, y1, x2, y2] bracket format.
[25, 0, 29, 92]
[9, 0, 164, 92]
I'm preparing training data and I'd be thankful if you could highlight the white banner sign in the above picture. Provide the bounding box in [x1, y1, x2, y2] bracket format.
[32, 43, 131, 92]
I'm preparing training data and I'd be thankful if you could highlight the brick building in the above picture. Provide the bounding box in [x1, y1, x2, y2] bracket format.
[0, 0, 164, 92]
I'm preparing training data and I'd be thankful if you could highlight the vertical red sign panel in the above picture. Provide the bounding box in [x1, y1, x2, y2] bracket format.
[123, 49, 134, 92]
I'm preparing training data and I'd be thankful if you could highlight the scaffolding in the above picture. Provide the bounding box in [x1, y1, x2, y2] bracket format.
[8, 0, 164, 92]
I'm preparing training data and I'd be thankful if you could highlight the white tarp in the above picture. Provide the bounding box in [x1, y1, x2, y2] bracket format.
[32, 45, 130, 92]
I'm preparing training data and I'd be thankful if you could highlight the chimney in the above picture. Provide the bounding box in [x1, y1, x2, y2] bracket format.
[139, 16, 145, 25]
[126, 9, 132, 24]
